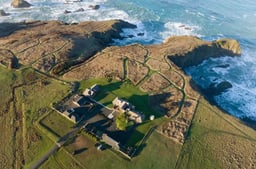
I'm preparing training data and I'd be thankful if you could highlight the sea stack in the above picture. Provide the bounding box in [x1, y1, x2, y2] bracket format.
[88, 5, 100, 10]
[11, 0, 31, 8]
[0, 9, 10, 16]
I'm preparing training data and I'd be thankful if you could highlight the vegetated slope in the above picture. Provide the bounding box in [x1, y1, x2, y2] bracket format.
[176, 97, 256, 169]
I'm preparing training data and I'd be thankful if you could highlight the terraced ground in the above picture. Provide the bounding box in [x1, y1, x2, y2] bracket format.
[64, 43, 199, 144]
[0, 20, 255, 169]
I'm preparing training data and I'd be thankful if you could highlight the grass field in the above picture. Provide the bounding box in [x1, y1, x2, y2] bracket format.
[175, 97, 256, 169]
[39, 148, 84, 169]
[21, 70, 70, 167]
[40, 111, 74, 137]
[79, 78, 158, 117]
[79, 78, 167, 146]
[0, 66, 22, 169]
[0, 66, 71, 168]
[41, 130, 182, 169]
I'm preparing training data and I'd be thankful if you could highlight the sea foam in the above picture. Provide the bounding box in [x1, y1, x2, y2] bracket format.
[186, 47, 256, 120]
[159, 22, 202, 39]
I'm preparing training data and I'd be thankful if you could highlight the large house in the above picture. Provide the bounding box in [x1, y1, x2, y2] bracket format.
[112, 97, 144, 123]
[83, 84, 100, 97]
[73, 94, 89, 107]
[62, 108, 81, 123]
[112, 97, 135, 112]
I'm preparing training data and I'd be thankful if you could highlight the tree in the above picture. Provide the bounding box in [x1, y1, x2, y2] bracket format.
[116, 113, 128, 130]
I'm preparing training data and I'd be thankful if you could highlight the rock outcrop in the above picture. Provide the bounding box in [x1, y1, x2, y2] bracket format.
[88, 5, 100, 10]
[164, 36, 241, 68]
[0, 9, 10, 16]
[11, 0, 31, 8]
[206, 81, 233, 96]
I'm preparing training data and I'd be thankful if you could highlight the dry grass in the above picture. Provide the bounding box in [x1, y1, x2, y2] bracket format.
[161, 69, 184, 89]
[149, 87, 184, 117]
[140, 73, 170, 93]
[176, 97, 256, 169]
[127, 59, 149, 85]
[0, 67, 20, 169]
[146, 58, 170, 71]
[104, 44, 148, 63]
[184, 76, 200, 99]
[175, 98, 197, 125]
[160, 120, 188, 143]
[64, 52, 124, 81]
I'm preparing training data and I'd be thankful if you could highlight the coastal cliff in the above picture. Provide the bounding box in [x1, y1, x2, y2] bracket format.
[1, 20, 256, 169]
[164, 36, 241, 68]
[0, 20, 136, 74]
[0, 20, 240, 75]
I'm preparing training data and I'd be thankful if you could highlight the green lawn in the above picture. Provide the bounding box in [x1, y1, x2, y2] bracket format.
[40, 111, 74, 137]
[39, 148, 84, 169]
[80, 78, 159, 118]
[175, 97, 256, 169]
[52, 130, 182, 169]
[79, 78, 166, 146]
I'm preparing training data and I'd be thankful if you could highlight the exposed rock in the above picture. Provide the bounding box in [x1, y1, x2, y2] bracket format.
[0, 10, 10, 16]
[165, 36, 241, 68]
[11, 0, 31, 8]
[88, 5, 100, 10]
[215, 64, 230, 68]
[137, 32, 144, 36]
[74, 8, 84, 12]
[206, 81, 233, 96]
[64, 10, 72, 14]
[127, 35, 135, 38]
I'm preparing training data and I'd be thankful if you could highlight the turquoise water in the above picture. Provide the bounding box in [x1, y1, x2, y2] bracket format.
[0, 0, 256, 120]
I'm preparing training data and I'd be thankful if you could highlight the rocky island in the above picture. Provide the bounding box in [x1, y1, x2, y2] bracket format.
[0, 19, 255, 169]
[11, 0, 32, 8]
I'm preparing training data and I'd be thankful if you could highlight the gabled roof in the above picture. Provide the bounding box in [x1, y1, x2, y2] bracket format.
[83, 88, 95, 97]
[127, 110, 144, 123]
[112, 97, 132, 110]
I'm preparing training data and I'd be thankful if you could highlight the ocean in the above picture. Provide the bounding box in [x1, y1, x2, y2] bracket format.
[1, 0, 256, 121]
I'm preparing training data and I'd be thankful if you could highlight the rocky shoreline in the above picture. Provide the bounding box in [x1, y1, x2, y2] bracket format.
[0, 19, 242, 102]
[1, 19, 256, 169]
[0, 19, 251, 129]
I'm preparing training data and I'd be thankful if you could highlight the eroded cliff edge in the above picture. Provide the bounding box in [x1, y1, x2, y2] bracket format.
[164, 36, 241, 68]
[0, 19, 242, 142]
